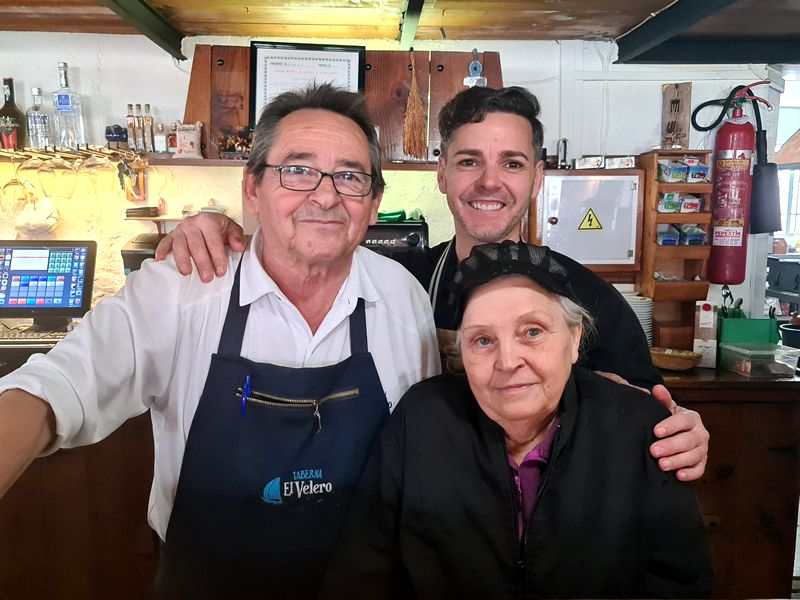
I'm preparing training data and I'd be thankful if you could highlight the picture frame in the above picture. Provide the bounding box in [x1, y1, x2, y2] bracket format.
[249, 41, 366, 128]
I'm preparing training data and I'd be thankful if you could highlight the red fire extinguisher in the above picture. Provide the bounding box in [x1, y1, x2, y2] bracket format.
[701, 81, 772, 284]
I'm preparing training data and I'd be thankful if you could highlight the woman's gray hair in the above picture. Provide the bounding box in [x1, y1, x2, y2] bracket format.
[245, 82, 385, 195]
[443, 290, 597, 375]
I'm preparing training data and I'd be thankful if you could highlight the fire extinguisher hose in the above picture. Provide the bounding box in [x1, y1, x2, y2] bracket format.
[692, 87, 772, 170]
[691, 85, 765, 133]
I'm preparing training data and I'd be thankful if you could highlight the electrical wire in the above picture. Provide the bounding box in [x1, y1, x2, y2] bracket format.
[613, 0, 681, 43]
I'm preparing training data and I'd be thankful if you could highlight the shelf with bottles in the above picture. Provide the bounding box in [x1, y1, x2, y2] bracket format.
[1, 63, 89, 154]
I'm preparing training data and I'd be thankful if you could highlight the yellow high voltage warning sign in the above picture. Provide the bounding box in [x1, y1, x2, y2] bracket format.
[578, 208, 603, 230]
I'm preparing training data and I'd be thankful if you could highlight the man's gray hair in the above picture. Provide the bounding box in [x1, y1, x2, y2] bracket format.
[245, 83, 385, 195]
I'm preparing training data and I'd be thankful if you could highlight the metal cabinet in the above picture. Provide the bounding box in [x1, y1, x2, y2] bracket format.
[531, 169, 643, 272]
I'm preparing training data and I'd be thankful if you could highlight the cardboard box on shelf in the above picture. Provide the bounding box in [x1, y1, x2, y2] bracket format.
[693, 301, 717, 368]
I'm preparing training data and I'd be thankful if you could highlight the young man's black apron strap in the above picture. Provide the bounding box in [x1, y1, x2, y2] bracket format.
[157, 260, 388, 597]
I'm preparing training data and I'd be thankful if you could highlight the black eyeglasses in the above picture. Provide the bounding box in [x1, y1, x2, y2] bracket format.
[265, 164, 374, 197]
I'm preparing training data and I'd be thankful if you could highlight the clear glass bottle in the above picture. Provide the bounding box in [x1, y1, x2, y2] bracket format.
[53, 62, 86, 148]
[142, 103, 154, 152]
[126, 103, 137, 151]
[167, 122, 178, 153]
[0, 77, 25, 149]
[134, 103, 145, 151]
[26, 87, 53, 149]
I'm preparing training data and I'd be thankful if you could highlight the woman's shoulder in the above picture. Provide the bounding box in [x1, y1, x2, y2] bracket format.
[396, 374, 473, 415]
[572, 367, 670, 424]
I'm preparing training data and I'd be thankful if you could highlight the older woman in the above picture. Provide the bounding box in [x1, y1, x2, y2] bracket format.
[322, 241, 712, 599]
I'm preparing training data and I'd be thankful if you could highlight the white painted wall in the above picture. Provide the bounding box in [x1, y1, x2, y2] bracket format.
[0, 32, 784, 312]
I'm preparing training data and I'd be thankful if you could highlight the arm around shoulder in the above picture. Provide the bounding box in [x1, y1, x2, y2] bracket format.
[643, 445, 714, 597]
[0, 388, 56, 498]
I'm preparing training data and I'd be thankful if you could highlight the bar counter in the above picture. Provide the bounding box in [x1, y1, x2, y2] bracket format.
[663, 368, 800, 599]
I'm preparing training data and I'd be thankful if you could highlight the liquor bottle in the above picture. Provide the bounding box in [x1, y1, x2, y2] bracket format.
[134, 103, 145, 151]
[53, 62, 86, 148]
[0, 77, 25, 149]
[142, 103, 154, 152]
[126, 103, 137, 151]
[153, 123, 168, 153]
[26, 87, 53, 149]
[167, 122, 178, 153]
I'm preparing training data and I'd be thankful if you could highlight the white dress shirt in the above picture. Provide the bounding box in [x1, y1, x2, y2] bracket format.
[0, 230, 440, 540]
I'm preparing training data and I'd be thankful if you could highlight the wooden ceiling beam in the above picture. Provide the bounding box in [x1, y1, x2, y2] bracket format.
[95, 0, 186, 60]
[615, 0, 737, 64]
[399, 0, 425, 48]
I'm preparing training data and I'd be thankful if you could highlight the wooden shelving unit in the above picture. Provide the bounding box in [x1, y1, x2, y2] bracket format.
[636, 149, 713, 349]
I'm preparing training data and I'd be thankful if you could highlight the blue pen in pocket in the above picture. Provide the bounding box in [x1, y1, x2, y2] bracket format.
[241, 374, 251, 417]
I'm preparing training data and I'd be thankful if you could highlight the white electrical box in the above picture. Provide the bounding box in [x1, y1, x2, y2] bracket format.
[534, 170, 643, 270]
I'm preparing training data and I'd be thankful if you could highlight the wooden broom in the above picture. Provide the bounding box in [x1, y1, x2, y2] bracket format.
[403, 51, 427, 159]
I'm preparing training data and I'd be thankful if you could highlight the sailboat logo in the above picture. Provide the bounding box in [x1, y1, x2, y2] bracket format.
[261, 476, 283, 505]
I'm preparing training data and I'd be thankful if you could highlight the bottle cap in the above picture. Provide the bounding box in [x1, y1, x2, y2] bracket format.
[157, 123, 165, 132]
[31, 87, 42, 95]
[135, 103, 142, 109]
[58, 62, 67, 69]
[145, 103, 151, 111]
[128, 103, 133, 111]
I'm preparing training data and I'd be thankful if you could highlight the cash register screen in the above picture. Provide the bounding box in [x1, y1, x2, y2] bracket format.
[0, 240, 97, 331]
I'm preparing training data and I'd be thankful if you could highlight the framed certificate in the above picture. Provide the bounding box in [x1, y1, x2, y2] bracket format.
[249, 41, 366, 127]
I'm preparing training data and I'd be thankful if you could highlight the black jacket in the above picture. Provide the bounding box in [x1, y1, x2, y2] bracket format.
[322, 369, 712, 599]
[396, 239, 662, 389]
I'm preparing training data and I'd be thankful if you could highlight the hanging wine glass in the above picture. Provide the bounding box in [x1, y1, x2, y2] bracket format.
[78, 152, 117, 194]
[1, 154, 26, 214]
[38, 155, 78, 200]
[15, 155, 47, 200]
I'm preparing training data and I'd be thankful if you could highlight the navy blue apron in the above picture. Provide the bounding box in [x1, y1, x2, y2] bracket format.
[157, 262, 389, 597]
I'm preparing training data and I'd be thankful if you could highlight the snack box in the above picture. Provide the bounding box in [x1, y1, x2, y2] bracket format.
[686, 164, 709, 183]
[657, 192, 681, 213]
[574, 155, 604, 169]
[656, 224, 680, 246]
[604, 155, 636, 169]
[719, 343, 800, 378]
[677, 224, 706, 246]
[657, 160, 689, 183]
[680, 195, 701, 213]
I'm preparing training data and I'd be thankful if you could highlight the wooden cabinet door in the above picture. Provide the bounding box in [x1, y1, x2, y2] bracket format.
[365, 50, 503, 163]
[364, 50, 431, 165]
[184, 45, 250, 160]
[428, 51, 502, 161]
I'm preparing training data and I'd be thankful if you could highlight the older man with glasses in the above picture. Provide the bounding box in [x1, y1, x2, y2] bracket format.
[0, 84, 439, 596]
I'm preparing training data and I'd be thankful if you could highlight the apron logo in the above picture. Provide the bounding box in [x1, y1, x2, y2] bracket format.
[261, 468, 334, 505]
[262, 476, 283, 504]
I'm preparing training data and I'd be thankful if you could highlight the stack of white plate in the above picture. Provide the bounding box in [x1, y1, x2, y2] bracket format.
[622, 294, 653, 346]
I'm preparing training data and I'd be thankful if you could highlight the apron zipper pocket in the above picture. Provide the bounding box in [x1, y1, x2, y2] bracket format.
[235, 387, 360, 432]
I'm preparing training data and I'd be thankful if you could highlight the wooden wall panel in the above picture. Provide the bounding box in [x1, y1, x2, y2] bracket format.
[364, 50, 431, 165]
[428, 51, 502, 161]
[183, 44, 212, 158]
[210, 45, 250, 160]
